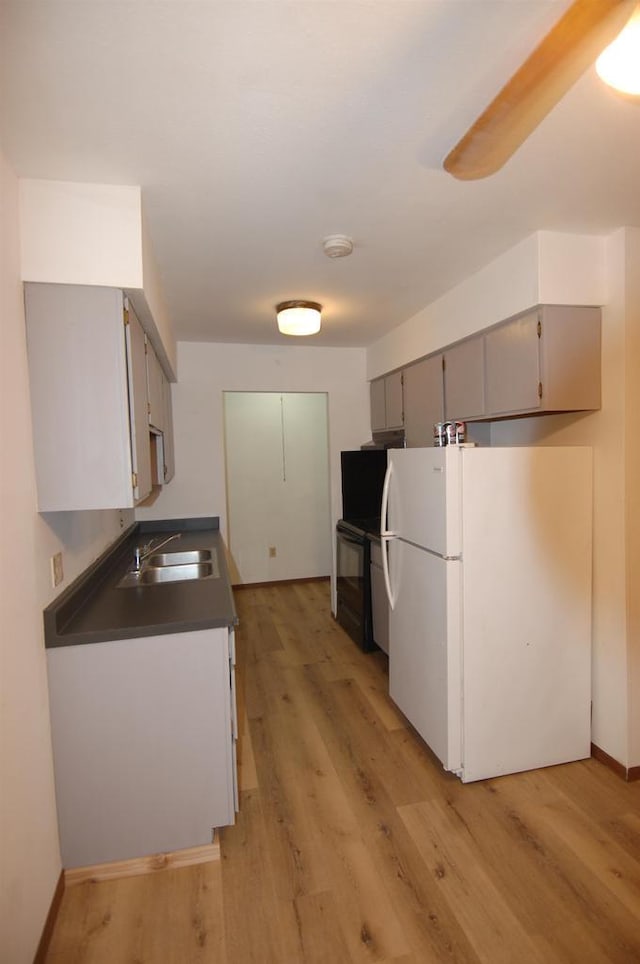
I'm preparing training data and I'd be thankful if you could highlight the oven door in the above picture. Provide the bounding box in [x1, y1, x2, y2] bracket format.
[336, 525, 373, 651]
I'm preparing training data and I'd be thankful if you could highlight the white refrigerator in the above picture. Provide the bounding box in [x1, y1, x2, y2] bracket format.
[381, 445, 592, 783]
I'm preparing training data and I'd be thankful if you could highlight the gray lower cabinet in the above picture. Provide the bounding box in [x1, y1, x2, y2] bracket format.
[484, 305, 601, 417]
[47, 627, 237, 868]
[403, 354, 444, 447]
[370, 540, 389, 655]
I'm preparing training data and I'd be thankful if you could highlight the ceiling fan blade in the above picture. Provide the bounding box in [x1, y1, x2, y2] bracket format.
[443, 0, 636, 180]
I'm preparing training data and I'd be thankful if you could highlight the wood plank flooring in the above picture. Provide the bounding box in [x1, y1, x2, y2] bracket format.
[46, 580, 640, 963]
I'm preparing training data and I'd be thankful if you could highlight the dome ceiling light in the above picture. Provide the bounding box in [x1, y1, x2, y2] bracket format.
[276, 300, 322, 336]
[322, 235, 354, 258]
[596, 6, 640, 95]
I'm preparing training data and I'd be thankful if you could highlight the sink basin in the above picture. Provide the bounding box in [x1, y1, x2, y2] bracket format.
[137, 562, 216, 584]
[147, 549, 213, 567]
[117, 560, 218, 589]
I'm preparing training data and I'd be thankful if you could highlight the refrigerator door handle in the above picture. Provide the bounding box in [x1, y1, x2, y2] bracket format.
[380, 460, 394, 539]
[381, 534, 397, 610]
[380, 460, 397, 609]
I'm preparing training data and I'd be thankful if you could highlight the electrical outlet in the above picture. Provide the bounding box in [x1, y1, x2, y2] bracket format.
[51, 552, 64, 588]
[269, 546, 277, 558]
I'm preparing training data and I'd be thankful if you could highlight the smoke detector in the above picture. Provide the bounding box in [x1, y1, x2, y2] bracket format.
[322, 234, 354, 259]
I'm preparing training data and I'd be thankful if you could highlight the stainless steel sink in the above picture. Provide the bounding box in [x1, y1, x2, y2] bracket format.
[138, 562, 215, 584]
[147, 549, 213, 567]
[117, 559, 218, 589]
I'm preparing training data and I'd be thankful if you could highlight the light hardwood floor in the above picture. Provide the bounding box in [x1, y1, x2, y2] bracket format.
[46, 580, 640, 963]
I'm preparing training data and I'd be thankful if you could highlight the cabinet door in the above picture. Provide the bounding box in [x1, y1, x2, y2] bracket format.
[124, 302, 153, 502]
[24, 283, 134, 511]
[162, 376, 176, 483]
[444, 337, 485, 421]
[47, 628, 235, 868]
[370, 377, 386, 432]
[484, 311, 541, 416]
[403, 354, 444, 447]
[385, 371, 404, 429]
[146, 340, 165, 431]
[539, 305, 601, 412]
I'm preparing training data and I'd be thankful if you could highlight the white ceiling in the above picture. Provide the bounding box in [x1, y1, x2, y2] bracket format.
[2, 1, 639, 348]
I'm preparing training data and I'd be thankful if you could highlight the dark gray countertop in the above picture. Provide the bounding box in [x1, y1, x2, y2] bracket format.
[44, 517, 237, 648]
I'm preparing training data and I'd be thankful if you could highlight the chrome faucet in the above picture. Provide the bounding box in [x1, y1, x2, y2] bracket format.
[133, 533, 181, 571]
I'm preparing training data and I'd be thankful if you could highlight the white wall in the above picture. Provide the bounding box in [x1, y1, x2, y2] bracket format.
[0, 154, 133, 961]
[19, 179, 143, 288]
[367, 228, 638, 770]
[136, 341, 370, 598]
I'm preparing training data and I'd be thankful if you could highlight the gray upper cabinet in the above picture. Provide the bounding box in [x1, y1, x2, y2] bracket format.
[403, 354, 444, 447]
[372, 303, 601, 432]
[162, 376, 176, 483]
[370, 371, 404, 432]
[124, 301, 153, 503]
[146, 336, 177, 484]
[385, 370, 404, 429]
[370, 377, 386, 433]
[484, 312, 540, 415]
[145, 337, 165, 431]
[444, 337, 485, 421]
[24, 283, 174, 511]
[484, 305, 601, 418]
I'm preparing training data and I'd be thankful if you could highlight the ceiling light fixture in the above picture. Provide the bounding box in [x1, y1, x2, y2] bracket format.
[596, 6, 640, 95]
[276, 300, 322, 336]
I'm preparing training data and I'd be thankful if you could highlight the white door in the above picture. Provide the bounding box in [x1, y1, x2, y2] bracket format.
[223, 392, 331, 583]
[387, 448, 461, 556]
[387, 537, 462, 771]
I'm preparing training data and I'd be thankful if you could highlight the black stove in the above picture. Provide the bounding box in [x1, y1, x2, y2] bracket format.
[336, 517, 381, 539]
[335, 518, 381, 652]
